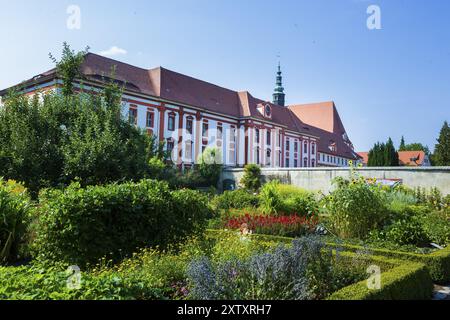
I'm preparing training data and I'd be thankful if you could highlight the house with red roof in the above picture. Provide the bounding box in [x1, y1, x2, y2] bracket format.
[0, 53, 359, 168]
[357, 151, 431, 167]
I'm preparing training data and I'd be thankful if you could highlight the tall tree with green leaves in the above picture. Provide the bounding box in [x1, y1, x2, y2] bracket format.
[433, 121, 450, 166]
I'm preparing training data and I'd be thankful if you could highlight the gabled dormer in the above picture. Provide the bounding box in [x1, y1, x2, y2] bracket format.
[256, 103, 273, 119]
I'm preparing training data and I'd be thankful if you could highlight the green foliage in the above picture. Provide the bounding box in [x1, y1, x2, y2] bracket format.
[420, 211, 450, 246]
[49, 42, 89, 97]
[0, 45, 158, 196]
[433, 121, 450, 166]
[372, 216, 429, 247]
[259, 181, 283, 215]
[0, 179, 32, 264]
[240, 164, 262, 192]
[325, 172, 388, 239]
[367, 137, 399, 166]
[197, 147, 222, 187]
[328, 258, 432, 300]
[211, 189, 259, 212]
[258, 181, 319, 216]
[31, 180, 212, 267]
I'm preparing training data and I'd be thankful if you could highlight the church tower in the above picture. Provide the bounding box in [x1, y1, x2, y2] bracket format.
[272, 62, 285, 106]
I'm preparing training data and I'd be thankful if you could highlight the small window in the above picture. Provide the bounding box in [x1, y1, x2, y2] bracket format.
[186, 117, 193, 134]
[304, 142, 308, 154]
[311, 143, 315, 155]
[256, 147, 260, 165]
[267, 130, 271, 145]
[294, 141, 298, 153]
[146, 111, 154, 128]
[202, 121, 209, 137]
[285, 158, 289, 168]
[217, 123, 223, 140]
[294, 159, 298, 167]
[129, 107, 137, 125]
[168, 113, 176, 131]
[167, 139, 175, 159]
[255, 128, 260, 144]
[286, 138, 290, 151]
[304, 157, 308, 167]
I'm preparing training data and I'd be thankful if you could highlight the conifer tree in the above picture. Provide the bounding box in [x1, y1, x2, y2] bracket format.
[433, 121, 450, 166]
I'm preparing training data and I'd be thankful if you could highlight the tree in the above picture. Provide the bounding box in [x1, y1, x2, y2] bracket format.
[399, 136, 406, 151]
[398, 136, 430, 155]
[49, 42, 89, 97]
[433, 121, 450, 166]
[367, 138, 399, 167]
[0, 43, 157, 196]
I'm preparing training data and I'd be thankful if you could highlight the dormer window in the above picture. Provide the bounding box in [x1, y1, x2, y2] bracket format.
[256, 103, 272, 119]
[265, 104, 272, 118]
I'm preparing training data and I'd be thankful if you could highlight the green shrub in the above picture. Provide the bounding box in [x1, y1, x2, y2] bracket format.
[211, 189, 259, 212]
[240, 164, 262, 192]
[420, 211, 450, 246]
[0, 179, 32, 264]
[374, 217, 429, 247]
[0, 262, 167, 300]
[277, 185, 319, 216]
[325, 175, 387, 239]
[31, 180, 211, 267]
[259, 180, 283, 215]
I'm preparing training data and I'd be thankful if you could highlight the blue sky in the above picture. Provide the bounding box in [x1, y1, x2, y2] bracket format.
[1, 0, 449, 151]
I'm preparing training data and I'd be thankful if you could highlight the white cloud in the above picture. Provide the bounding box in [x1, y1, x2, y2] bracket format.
[99, 46, 127, 56]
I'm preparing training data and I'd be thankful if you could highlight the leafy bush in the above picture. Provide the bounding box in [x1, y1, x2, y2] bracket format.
[0, 262, 167, 300]
[211, 189, 259, 212]
[325, 174, 388, 239]
[31, 180, 212, 266]
[371, 216, 429, 247]
[420, 211, 450, 246]
[240, 164, 262, 192]
[0, 179, 32, 264]
[386, 191, 418, 214]
[259, 180, 283, 215]
[0, 46, 158, 197]
[258, 181, 318, 216]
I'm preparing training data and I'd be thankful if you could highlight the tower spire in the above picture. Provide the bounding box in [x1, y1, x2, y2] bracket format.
[273, 62, 285, 106]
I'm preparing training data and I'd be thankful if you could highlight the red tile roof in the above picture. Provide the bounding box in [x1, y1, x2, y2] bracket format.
[357, 151, 427, 166]
[1, 53, 359, 160]
[398, 151, 427, 166]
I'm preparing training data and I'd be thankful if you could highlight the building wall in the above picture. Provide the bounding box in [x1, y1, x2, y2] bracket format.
[222, 167, 450, 195]
[2, 79, 356, 168]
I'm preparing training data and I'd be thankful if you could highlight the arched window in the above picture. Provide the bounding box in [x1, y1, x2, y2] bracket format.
[311, 143, 315, 155]
[266, 149, 271, 166]
[311, 159, 316, 167]
[304, 157, 308, 168]
[168, 113, 176, 131]
[304, 141, 308, 154]
[186, 116, 193, 134]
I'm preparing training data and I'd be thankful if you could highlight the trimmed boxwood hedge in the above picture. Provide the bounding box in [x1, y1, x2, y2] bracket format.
[328, 253, 432, 300]
[31, 180, 212, 267]
[325, 242, 450, 284]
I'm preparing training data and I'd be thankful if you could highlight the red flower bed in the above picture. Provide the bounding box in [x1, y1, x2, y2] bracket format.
[224, 213, 319, 237]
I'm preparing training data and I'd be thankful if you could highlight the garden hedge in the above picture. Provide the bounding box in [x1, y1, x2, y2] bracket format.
[32, 180, 212, 267]
[325, 242, 450, 284]
[328, 253, 432, 300]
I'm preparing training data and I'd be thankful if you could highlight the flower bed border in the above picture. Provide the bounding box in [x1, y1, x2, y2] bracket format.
[206, 230, 434, 300]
